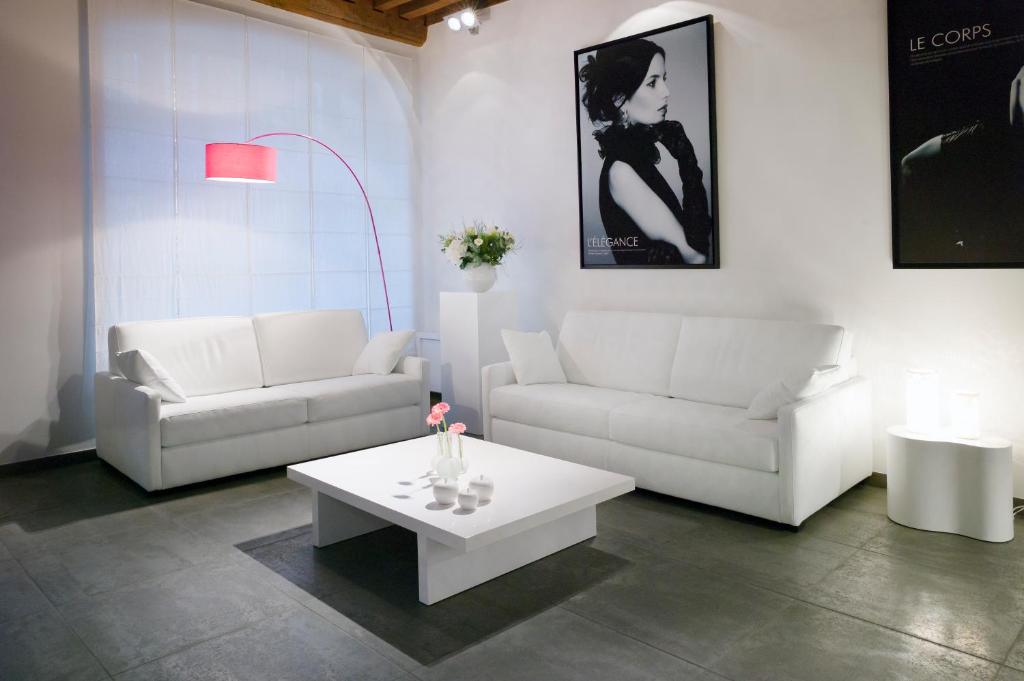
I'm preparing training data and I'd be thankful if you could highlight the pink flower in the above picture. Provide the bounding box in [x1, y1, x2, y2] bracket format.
[449, 422, 467, 435]
[433, 402, 451, 415]
[426, 412, 442, 427]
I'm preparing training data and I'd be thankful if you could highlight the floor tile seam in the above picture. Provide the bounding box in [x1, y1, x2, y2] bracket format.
[0, 499, 68, 524]
[11, 553, 118, 679]
[296, 598, 414, 675]
[748, 579, 1012, 666]
[856, 541, 1024, 586]
[998, 623, 1024, 668]
[152, 485, 306, 525]
[595, 531, 850, 606]
[554, 604, 739, 681]
[109, 619, 262, 678]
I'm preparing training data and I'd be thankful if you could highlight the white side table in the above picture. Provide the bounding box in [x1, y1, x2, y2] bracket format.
[440, 291, 517, 434]
[886, 426, 1014, 542]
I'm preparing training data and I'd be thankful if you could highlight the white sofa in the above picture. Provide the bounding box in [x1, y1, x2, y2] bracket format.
[95, 310, 429, 491]
[482, 311, 872, 527]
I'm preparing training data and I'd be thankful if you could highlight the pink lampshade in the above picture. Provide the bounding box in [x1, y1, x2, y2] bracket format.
[205, 143, 276, 183]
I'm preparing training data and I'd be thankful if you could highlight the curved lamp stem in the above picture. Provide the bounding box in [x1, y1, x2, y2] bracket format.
[246, 132, 393, 332]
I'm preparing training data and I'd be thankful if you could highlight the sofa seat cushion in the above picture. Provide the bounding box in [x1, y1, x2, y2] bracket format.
[489, 383, 655, 439]
[277, 374, 421, 423]
[160, 387, 308, 447]
[609, 397, 780, 473]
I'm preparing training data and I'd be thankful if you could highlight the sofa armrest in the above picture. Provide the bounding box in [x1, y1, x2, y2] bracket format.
[481, 361, 517, 442]
[95, 371, 163, 491]
[394, 356, 430, 432]
[777, 376, 873, 526]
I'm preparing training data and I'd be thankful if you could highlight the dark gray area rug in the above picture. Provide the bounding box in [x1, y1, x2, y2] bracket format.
[239, 525, 629, 665]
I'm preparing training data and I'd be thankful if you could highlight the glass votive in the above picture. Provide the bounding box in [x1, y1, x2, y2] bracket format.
[950, 390, 980, 439]
[905, 368, 940, 434]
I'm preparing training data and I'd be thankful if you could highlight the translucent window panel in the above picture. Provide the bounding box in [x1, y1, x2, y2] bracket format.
[250, 187, 310, 232]
[314, 232, 367, 272]
[310, 117, 364, 171]
[366, 119, 413, 166]
[179, 274, 251, 317]
[251, 232, 311, 274]
[119, 275, 176, 322]
[370, 269, 413, 308]
[252, 274, 312, 314]
[378, 234, 414, 271]
[312, 151, 365, 195]
[367, 161, 413, 201]
[99, 177, 174, 229]
[263, 147, 311, 192]
[95, 81, 174, 136]
[310, 36, 363, 119]
[370, 306, 413, 335]
[177, 182, 246, 231]
[178, 227, 248, 276]
[177, 137, 214, 183]
[98, 129, 174, 181]
[91, 0, 172, 40]
[314, 272, 368, 310]
[313, 193, 366, 233]
[120, 226, 177, 277]
[364, 50, 412, 124]
[173, 1, 245, 67]
[248, 19, 309, 152]
[90, 0, 417, 362]
[368, 198, 413, 235]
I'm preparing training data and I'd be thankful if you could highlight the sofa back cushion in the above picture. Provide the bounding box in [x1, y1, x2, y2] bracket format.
[254, 310, 368, 387]
[669, 317, 848, 408]
[557, 311, 683, 396]
[109, 317, 263, 397]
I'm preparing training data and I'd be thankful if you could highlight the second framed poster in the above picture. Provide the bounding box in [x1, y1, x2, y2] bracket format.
[889, 0, 1024, 267]
[574, 16, 719, 269]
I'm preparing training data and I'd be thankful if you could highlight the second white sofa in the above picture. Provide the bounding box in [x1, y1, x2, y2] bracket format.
[96, 309, 429, 491]
[482, 311, 873, 527]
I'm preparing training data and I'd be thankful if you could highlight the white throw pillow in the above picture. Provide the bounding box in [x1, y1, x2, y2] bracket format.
[746, 365, 847, 420]
[352, 330, 415, 375]
[501, 329, 567, 385]
[116, 349, 187, 403]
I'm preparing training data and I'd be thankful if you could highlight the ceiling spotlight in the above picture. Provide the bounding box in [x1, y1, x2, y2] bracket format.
[446, 15, 462, 31]
[459, 9, 477, 27]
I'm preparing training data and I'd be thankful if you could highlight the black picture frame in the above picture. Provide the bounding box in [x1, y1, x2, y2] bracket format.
[574, 15, 719, 269]
[888, 0, 1024, 268]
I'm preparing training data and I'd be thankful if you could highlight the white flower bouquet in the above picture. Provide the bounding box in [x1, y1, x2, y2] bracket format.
[439, 221, 517, 270]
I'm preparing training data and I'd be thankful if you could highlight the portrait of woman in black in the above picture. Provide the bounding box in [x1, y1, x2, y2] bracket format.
[576, 28, 715, 267]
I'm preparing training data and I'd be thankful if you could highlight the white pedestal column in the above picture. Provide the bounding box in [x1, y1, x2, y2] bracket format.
[440, 291, 517, 434]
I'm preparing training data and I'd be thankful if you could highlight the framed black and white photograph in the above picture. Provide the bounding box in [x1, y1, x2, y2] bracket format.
[889, 0, 1024, 268]
[574, 16, 718, 269]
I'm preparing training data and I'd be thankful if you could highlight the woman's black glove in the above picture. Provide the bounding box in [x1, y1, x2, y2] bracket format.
[655, 120, 712, 257]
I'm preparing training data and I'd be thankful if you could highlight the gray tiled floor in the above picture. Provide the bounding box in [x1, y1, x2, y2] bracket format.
[0, 457, 1021, 680]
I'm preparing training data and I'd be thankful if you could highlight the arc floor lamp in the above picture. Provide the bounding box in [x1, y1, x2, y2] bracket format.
[205, 132, 393, 331]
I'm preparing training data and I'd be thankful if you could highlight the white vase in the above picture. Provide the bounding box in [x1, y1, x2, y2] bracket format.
[463, 264, 497, 293]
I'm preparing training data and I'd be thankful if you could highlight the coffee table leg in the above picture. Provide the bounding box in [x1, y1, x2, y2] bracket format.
[312, 492, 391, 547]
[417, 506, 597, 605]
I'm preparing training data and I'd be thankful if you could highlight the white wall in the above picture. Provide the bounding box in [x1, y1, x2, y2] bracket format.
[417, 0, 1024, 493]
[0, 0, 93, 464]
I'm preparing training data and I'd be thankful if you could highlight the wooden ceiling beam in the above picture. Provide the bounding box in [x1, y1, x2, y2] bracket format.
[422, 0, 508, 26]
[255, 0, 515, 44]
[252, 0, 428, 46]
[373, 0, 416, 10]
[400, 0, 461, 21]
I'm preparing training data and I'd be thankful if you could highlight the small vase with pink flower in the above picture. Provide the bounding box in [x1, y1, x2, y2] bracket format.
[426, 402, 468, 479]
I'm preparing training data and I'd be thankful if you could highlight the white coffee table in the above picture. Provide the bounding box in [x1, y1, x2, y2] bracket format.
[287, 436, 635, 604]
